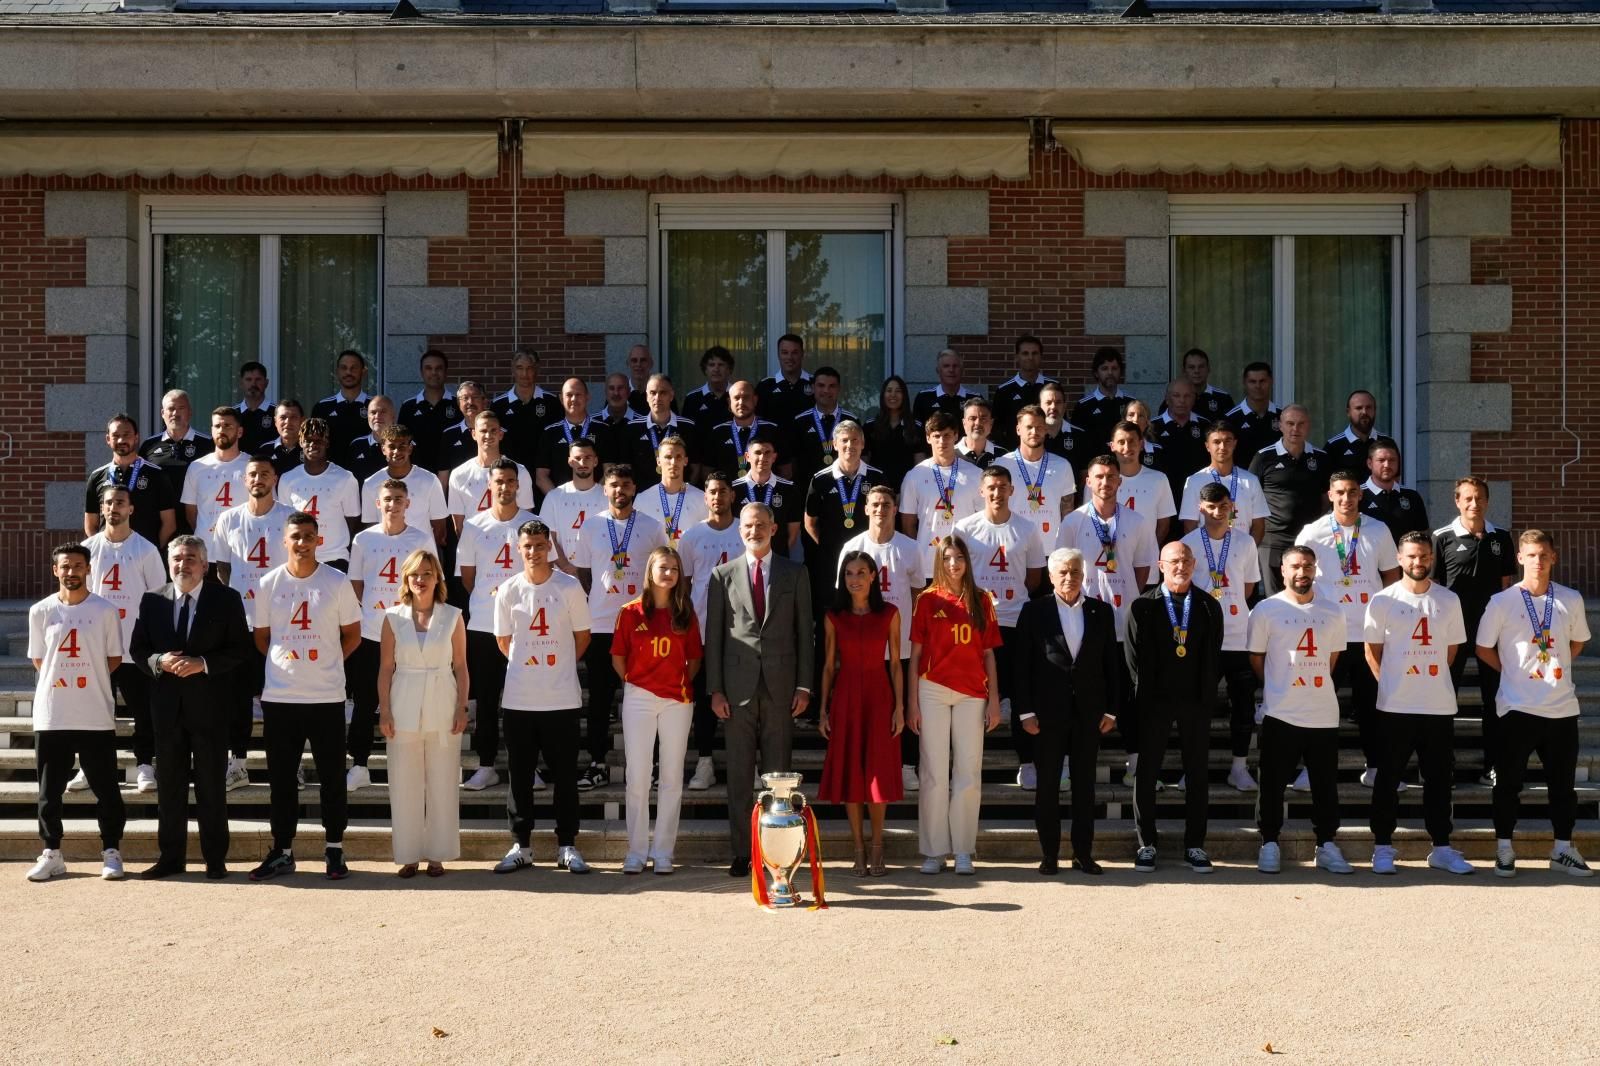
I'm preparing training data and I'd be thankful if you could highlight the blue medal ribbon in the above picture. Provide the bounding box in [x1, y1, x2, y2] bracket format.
[930, 463, 957, 517]
[561, 416, 592, 446]
[1162, 585, 1192, 656]
[1017, 452, 1049, 509]
[836, 471, 863, 529]
[1200, 529, 1231, 595]
[1089, 505, 1119, 573]
[606, 512, 637, 577]
[1331, 514, 1361, 584]
[1209, 467, 1240, 523]
[657, 486, 687, 543]
[811, 409, 836, 460]
[1521, 586, 1556, 663]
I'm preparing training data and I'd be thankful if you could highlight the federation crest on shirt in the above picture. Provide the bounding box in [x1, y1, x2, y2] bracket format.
[1399, 497, 1411, 510]
[1306, 457, 1319, 471]
[135, 476, 148, 490]
[444, 403, 458, 420]
[1490, 541, 1502, 555]
[1271, 418, 1281, 432]
[259, 414, 273, 431]
[771, 493, 784, 508]
[1141, 453, 1155, 468]
[183, 442, 196, 458]
[1189, 425, 1202, 439]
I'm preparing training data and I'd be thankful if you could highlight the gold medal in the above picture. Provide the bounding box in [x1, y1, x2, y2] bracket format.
[1341, 576, 1353, 587]
[1539, 650, 1551, 664]
[1211, 587, 1224, 600]
[1175, 646, 1187, 658]
[843, 518, 855, 530]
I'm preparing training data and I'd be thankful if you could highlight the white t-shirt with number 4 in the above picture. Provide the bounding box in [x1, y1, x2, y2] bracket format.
[1181, 527, 1261, 651]
[446, 458, 535, 518]
[1294, 516, 1399, 635]
[254, 563, 361, 705]
[454, 509, 536, 634]
[494, 569, 591, 712]
[277, 463, 362, 562]
[839, 529, 927, 658]
[679, 519, 746, 640]
[28, 592, 122, 731]
[1476, 582, 1592, 719]
[994, 451, 1075, 541]
[538, 482, 606, 560]
[348, 524, 437, 642]
[953, 512, 1045, 628]
[360, 467, 449, 531]
[1246, 592, 1348, 729]
[83, 531, 165, 655]
[1118, 465, 1177, 527]
[1178, 467, 1267, 537]
[637, 483, 710, 549]
[179, 452, 250, 556]
[1055, 504, 1159, 641]
[899, 459, 983, 574]
[570, 510, 668, 634]
[213, 502, 295, 621]
[1363, 583, 1467, 716]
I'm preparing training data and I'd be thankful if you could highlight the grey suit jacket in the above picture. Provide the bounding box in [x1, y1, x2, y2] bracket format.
[705, 552, 814, 708]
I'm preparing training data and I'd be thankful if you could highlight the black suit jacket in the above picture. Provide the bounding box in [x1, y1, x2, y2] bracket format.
[1012, 594, 1122, 726]
[130, 582, 253, 716]
[1124, 584, 1224, 714]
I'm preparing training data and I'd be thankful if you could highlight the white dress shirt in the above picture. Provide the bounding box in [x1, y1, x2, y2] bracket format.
[1019, 593, 1085, 722]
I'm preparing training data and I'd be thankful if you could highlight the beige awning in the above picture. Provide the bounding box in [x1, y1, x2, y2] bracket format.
[1053, 120, 1562, 175]
[0, 126, 501, 179]
[522, 123, 1031, 181]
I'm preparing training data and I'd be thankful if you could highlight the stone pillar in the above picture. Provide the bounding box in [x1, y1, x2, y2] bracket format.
[1082, 190, 1170, 406]
[903, 189, 989, 390]
[563, 190, 648, 393]
[383, 191, 471, 400]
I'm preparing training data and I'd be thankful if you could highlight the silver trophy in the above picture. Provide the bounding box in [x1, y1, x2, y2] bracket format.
[755, 772, 810, 907]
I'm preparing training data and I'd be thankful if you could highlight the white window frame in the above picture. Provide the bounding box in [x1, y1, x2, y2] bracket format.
[1168, 194, 1417, 465]
[138, 195, 386, 428]
[647, 193, 904, 382]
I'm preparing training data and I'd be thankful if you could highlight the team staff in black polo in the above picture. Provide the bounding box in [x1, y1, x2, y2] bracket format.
[1037, 381, 1093, 473]
[436, 380, 489, 477]
[789, 366, 856, 487]
[85, 413, 177, 551]
[343, 395, 395, 485]
[1148, 379, 1211, 504]
[1324, 389, 1381, 471]
[757, 333, 814, 425]
[234, 361, 277, 455]
[1071, 347, 1132, 451]
[491, 349, 558, 470]
[310, 349, 373, 466]
[139, 390, 213, 525]
[397, 348, 458, 473]
[620, 374, 699, 490]
[535, 377, 599, 495]
[681, 345, 735, 429]
[732, 431, 802, 554]
[1224, 361, 1282, 469]
[254, 399, 305, 476]
[911, 349, 979, 425]
[699, 380, 783, 487]
[1160, 348, 1234, 421]
[990, 334, 1055, 451]
[1361, 437, 1430, 540]
[1247, 403, 1328, 596]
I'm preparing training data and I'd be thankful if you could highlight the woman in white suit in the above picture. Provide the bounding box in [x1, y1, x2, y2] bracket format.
[378, 549, 469, 878]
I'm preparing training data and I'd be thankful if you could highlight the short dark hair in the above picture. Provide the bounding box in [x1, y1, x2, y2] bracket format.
[239, 361, 267, 378]
[812, 365, 841, 386]
[1110, 419, 1143, 440]
[1397, 530, 1433, 551]
[51, 543, 91, 565]
[1347, 389, 1376, 404]
[961, 396, 992, 416]
[1328, 469, 1363, 488]
[1182, 347, 1210, 366]
[518, 519, 552, 542]
[980, 465, 1012, 484]
[377, 477, 409, 496]
[244, 455, 276, 471]
[299, 417, 329, 442]
[1368, 436, 1401, 459]
[96, 484, 129, 505]
[286, 510, 319, 532]
[1205, 419, 1236, 441]
[703, 470, 735, 490]
[924, 412, 960, 436]
[1087, 453, 1119, 474]
[489, 457, 520, 478]
[700, 345, 733, 371]
[747, 430, 781, 453]
[1197, 482, 1232, 505]
[275, 398, 304, 417]
[1242, 361, 1273, 379]
[777, 333, 804, 350]
[107, 412, 138, 435]
[337, 349, 367, 369]
[419, 348, 447, 369]
[569, 436, 598, 453]
[1093, 347, 1124, 372]
[379, 424, 413, 445]
[1014, 334, 1043, 353]
[211, 406, 242, 428]
[603, 463, 636, 484]
[1282, 544, 1317, 566]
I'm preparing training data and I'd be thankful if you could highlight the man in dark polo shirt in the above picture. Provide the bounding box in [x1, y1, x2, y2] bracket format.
[1148, 379, 1211, 503]
[1324, 389, 1381, 471]
[991, 334, 1056, 452]
[234, 361, 277, 455]
[1224, 361, 1282, 469]
[309, 349, 372, 466]
[1247, 403, 1328, 597]
[1071, 347, 1133, 453]
[1160, 348, 1234, 422]
[253, 399, 305, 476]
[85, 413, 176, 550]
[756, 333, 814, 426]
[139, 389, 213, 527]
[397, 348, 458, 473]
[1360, 437, 1430, 540]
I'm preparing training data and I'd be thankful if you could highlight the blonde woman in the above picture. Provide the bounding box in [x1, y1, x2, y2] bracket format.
[907, 535, 1002, 876]
[611, 546, 703, 875]
[378, 550, 468, 878]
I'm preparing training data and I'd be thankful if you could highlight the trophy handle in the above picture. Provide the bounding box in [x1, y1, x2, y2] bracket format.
[790, 791, 808, 813]
[756, 790, 773, 810]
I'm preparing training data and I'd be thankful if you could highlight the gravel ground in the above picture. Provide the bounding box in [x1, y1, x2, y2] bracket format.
[3, 857, 1597, 1065]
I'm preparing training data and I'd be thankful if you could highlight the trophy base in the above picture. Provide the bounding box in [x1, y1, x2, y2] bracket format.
[764, 879, 802, 908]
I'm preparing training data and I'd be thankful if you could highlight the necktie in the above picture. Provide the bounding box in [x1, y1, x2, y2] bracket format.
[751, 558, 766, 624]
[176, 593, 191, 647]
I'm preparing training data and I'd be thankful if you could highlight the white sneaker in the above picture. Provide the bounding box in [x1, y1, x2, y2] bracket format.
[1428, 846, 1475, 875]
[1550, 846, 1595, 878]
[1228, 765, 1259, 792]
[557, 845, 590, 874]
[1359, 766, 1407, 792]
[1495, 845, 1517, 878]
[901, 764, 919, 793]
[688, 757, 716, 791]
[1315, 841, 1354, 875]
[653, 858, 674, 876]
[27, 849, 66, 882]
[296, 766, 306, 792]
[953, 854, 975, 876]
[346, 765, 371, 791]
[65, 769, 91, 793]
[135, 764, 157, 793]
[533, 770, 549, 791]
[1122, 756, 1138, 787]
[622, 855, 646, 875]
[1016, 763, 1037, 791]
[920, 856, 945, 875]
[1478, 769, 1497, 788]
[224, 757, 249, 792]
[1059, 765, 1070, 790]
[461, 766, 499, 791]
[1174, 775, 1187, 792]
[1371, 844, 1398, 875]
[1257, 842, 1281, 874]
[1290, 767, 1311, 792]
[100, 848, 125, 881]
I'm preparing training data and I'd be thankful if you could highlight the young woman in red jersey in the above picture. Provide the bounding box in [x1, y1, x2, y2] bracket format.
[907, 535, 1002, 876]
[818, 551, 904, 877]
[611, 546, 702, 876]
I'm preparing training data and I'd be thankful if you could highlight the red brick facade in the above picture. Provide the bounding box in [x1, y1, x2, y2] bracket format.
[2, 125, 1595, 595]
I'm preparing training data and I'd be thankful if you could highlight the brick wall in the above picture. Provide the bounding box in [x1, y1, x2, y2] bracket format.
[1, 125, 1596, 595]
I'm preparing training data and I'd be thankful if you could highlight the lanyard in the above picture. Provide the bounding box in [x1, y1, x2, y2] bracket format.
[656, 486, 687, 543]
[749, 478, 776, 506]
[115, 459, 147, 488]
[931, 463, 957, 516]
[1017, 452, 1049, 508]
[1209, 467, 1240, 520]
[1089, 505, 1119, 573]
[1521, 586, 1556, 663]
[1331, 515, 1361, 584]
[811, 409, 836, 456]
[1162, 586, 1192, 657]
[646, 419, 672, 452]
[1200, 530, 1231, 597]
[606, 513, 637, 576]
[561, 417, 592, 446]
[836, 471, 863, 529]
[730, 421, 753, 473]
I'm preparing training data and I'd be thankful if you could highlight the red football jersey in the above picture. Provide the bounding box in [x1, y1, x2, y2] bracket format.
[610, 598, 703, 703]
[910, 587, 1002, 700]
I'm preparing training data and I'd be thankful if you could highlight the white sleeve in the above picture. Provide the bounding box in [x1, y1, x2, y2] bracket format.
[252, 576, 271, 630]
[1245, 604, 1269, 655]
[1240, 537, 1262, 583]
[26, 604, 43, 660]
[1177, 476, 1199, 522]
[517, 465, 535, 511]
[337, 578, 362, 626]
[453, 525, 477, 577]
[447, 469, 470, 516]
[422, 477, 449, 522]
[1362, 596, 1386, 644]
[1476, 598, 1504, 649]
[907, 540, 927, 586]
[1155, 478, 1177, 520]
[338, 473, 362, 520]
[179, 468, 199, 507]
[492, 581, 514, 638]
[1443, 598, 1468, 646]
[1244, 480, 1269, 523]
[1293, 524, 1313, 547]
[211, 515, 235, 569]
[360, 480, 379, 524]
[1569, 593, 1592, 642]
[1132, 516, 1159, 569]
[899, 470, 923, 515]
[1326, 611, 1348, 650]
[678, 533, 697, 578]
[566, 579, 593, 633]
[97, 603, 121, 658]
[139, 546, 166, 591]
[1027, 525, 1046, 569]
[348, 537, 368, 584]
[570, 520, 593, 569]
[1373, 526, 1399, 572]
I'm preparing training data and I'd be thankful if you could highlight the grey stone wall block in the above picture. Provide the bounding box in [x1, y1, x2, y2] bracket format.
[383, 238, 430, 288]
[1414, 429, 1473, 483]
[564, 190, 649, 238]
[84, 238, 135, 288]
[903, 335, 950, 383]
[1082, 191, 1169, 238]
[1083, 286, 1168, 337]
[1486, 481, 1513, 530]
[84, 335, 137, 386]
[1419, 189, 1512, 239]
[604, 237, 648, 286]
[1417, 237, 1470, 288]
[605, 334, 649, 374]
[1417, 381, 1512, 433]
[382, 335, 431, 373]
[1419, 284, 1512, 335]
[1123, 237, 1169, 288]
[43, 191, 134, 239]
[384, 287, 469, 336]
[384, 191, 469, 238]
[1123, 335, 1171, 385]
[904, 190, 989, 238]
[904, 286, 988, 336]
[45, 286, 132, 336]
[905, 237, 948, 287]
[1415, 332, 1472, 384]
[566, 286, 647, 335]
[44, 383, 137, 433]
[46, 483, 87, 531]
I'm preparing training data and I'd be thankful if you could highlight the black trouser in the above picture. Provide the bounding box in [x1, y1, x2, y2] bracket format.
[583, 636, 619, 764]
[1493, 710, 1580, 841]
[1112, 645, 1137, 761]
[345, 638, 381, 766]
[1333, 639, 1379, 766]
[1135, 699, 1211, 851]
[1370, 712, 1454, 846]
[1257, 543, 1287, 598]
[994, 626, 1031, 765]
[1256, 716, 1339, 846]
[466, 629, 505, 767]
[324, 558, 350, 574]
[692, 668, 717, 760]
[1221, 650, 1258, 758]
[505, 708, 580, 847]
[111, 662, 154, 766]
[1450, 642, 1501, 776]
[262, 701, 347, 850]
[228, 642, 266, 761]
[35, 730, 124, 850]
[897, 658, 917, 768]
[153, 703, 229, 866]
[1033, 708, 1102, 861]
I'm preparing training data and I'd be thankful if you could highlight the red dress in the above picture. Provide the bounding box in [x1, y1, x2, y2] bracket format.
[817, 606, 904, 804]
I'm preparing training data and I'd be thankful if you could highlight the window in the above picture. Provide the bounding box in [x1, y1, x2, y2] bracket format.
[147, 198, 382, 419]
[1170, 197, 1411, 450]
[651, 196, 900, 415]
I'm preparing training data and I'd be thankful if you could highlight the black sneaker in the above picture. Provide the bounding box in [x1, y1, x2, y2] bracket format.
[577, 763, 609, 791]
[1185, 848, 1214, 874]
[249, 849, 295, 881]
[1494, 847, 1517, 878]
[325, 847, 349, 881]
[1134, 846, 1156, 873]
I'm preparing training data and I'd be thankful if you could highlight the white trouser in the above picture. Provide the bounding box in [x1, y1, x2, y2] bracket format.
[621, 684, 694, 864]
[388, 729, 461, 864]
[917, 679, 986, 857]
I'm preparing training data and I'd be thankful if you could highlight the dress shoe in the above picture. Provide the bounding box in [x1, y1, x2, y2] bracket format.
[140, 861, 185, 881]
[1038, 858, 1059, 875]
[205, 864, 229, 880]
[728, 858, 751, 878]
[1071, 857, 1104, 876]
